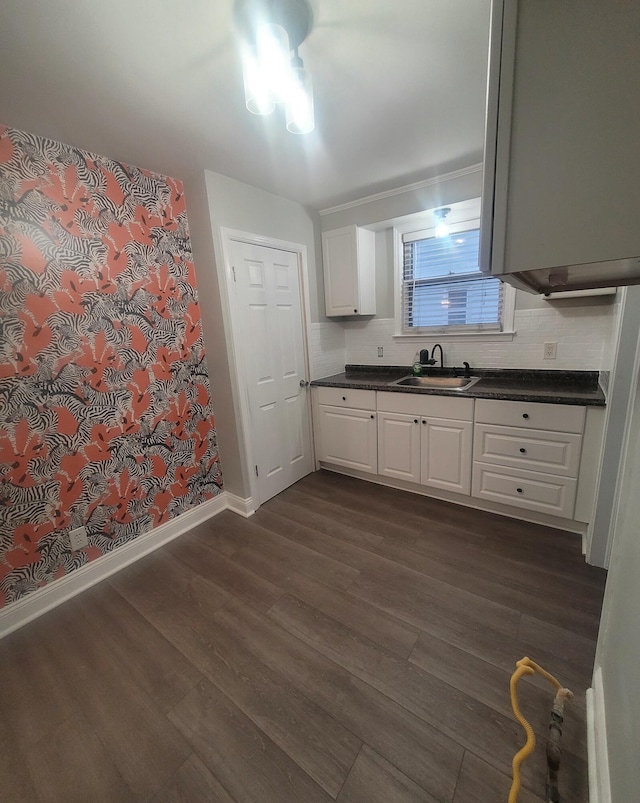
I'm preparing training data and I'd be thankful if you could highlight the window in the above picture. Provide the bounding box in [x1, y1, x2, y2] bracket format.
[397, 208, 511, 336]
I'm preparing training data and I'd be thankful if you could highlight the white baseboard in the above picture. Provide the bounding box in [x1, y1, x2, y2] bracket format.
[587, 667, 612, 803]
[225, 493, 256, 517]
[0, 491, 230, 641]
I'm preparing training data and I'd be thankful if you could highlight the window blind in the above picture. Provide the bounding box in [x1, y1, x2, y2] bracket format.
[401, 227, 504, 332]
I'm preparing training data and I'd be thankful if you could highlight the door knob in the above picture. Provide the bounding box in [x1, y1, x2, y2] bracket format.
[299, 379, 309, 387]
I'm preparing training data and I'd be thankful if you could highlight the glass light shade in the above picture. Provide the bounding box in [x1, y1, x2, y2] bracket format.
[242, 47, 276, 115]
[435, 221, 450, 238]
[255, 23, 291, 105]
[285, 64, 314, 134]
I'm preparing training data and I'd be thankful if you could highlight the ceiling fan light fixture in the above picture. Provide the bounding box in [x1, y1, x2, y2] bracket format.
[235, 0, 314, 133]
[286, 53, 314, 134]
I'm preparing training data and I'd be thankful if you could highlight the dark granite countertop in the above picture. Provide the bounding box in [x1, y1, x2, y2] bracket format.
[310, 365, 606, 407]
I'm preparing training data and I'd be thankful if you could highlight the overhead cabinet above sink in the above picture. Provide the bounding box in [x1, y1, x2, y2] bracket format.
[480, 0, 640, 293]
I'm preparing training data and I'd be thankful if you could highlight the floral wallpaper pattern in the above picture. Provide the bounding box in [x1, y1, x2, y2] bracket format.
[0, 125, 222, 608]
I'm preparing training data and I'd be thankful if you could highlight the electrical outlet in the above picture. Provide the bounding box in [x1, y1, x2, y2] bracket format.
[544, 342, 558, 360]
[69, 526, 89, 551]
[377, 346, 384, 357]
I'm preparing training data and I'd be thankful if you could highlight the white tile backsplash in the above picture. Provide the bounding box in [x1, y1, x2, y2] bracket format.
[338, 305, 616, 371]
[309, 321, 346, 379]
[309, 303, 617, 378]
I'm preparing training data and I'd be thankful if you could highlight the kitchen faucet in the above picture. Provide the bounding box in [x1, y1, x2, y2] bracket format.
[431, 343, 444, 369]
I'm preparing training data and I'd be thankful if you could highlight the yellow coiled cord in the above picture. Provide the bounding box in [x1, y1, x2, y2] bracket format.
[508, 656, 572, 803]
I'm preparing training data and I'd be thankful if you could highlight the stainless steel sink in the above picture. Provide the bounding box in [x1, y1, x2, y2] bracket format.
[391, 375, 481, 391]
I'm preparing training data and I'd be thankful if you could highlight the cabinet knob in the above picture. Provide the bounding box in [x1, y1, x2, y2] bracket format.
[422, 419, 427, 424]
[519, 447, 526, 454]
[370, 414, 375, 419]
[414, 418, 418, 424]
[342, 396, 346, 401]
[516, 488, 523, 494]
[522, 413, 529, 419]
[353, 308, 358, 313]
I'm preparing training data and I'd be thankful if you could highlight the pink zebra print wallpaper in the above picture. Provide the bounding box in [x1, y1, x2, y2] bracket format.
[0, 124, 223, 609]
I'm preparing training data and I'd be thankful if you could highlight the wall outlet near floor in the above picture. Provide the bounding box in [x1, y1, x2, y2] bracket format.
[377, 346, 384, 357]
[543, 341, 558, 360]
[69, 526, 89, 551]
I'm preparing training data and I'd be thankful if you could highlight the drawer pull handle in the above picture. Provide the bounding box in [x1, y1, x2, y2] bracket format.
[522, 413, 529, 419]
[414, 418, 419, 424]
[516, 488, 523, 494]
[519, 447, 526, 454]
[342, 396, 346, 401]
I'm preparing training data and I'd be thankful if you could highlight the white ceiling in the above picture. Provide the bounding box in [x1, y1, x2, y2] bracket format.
[0, 0, 491, 210]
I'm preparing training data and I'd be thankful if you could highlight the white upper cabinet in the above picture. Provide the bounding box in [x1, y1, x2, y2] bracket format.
[322, 225, 376, 316]
[480, 0, 640, 293]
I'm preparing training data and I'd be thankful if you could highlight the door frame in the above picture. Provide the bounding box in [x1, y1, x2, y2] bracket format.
[220, 227, 315, 509]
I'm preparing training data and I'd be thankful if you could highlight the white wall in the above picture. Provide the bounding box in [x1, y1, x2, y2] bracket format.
[591, 320, 640, 801]
[312, 168, 619, 375]
[588, 286, 640, 567]
[184, 171, 247, 497]
[186, 169, 341, 497]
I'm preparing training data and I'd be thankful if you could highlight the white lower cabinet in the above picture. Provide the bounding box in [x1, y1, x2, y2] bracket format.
[421, 417, 473, 495]
[377, 412, 421, 483]
[315, 387, 378, 474]
[314, 386, 601, 526]
[472, 399, 585, 519]
[377, 392, 474, 495]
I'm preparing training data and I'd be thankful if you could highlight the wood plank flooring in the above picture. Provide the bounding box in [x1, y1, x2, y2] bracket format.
[0, 470, 606, 802]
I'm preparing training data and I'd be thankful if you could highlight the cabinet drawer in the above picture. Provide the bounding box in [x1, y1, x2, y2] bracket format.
[377, 391, 474, 421]
[475, 399, 585, 433]
[316, 387, 376, 411]
[474, 424, 582, 477]
[472, 462, 577, 519]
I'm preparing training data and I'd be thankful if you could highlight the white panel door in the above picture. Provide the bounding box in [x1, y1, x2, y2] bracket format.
[231, 240, 313, 504]
[421, 417, 472, 495]
[377, 411, 420, 483]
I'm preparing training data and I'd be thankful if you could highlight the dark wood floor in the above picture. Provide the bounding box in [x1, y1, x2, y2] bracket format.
[0, 470, 607, 802]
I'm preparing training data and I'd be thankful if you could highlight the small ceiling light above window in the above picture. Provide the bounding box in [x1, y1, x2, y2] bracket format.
[433, 207, 451, 238]
[234, 0, 315, 134]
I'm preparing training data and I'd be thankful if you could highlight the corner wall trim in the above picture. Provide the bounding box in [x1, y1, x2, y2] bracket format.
[587, 668, 612, 803]
[225, 493, 256, 517]
[0, 491, 229, 641]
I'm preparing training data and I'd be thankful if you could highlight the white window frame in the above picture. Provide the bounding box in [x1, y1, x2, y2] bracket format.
[393, 200, 515, 340]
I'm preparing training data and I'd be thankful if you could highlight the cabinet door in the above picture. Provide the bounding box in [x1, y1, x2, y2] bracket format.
[322, 227, 358, 316]
[482, 0, 640, 288]
[377, 412, 421, 484]
[322, 226, 376, 316]
[316, 405, 377, 474]
[421, 418, 472, 495]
